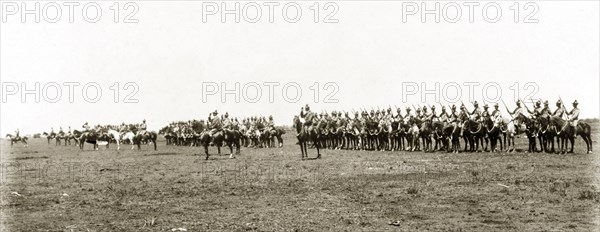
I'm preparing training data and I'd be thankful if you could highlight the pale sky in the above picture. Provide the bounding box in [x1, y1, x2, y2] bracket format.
[1, 1, 599, 135]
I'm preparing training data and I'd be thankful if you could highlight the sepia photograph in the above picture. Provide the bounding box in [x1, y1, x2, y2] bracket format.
[0, 1, 599, 231]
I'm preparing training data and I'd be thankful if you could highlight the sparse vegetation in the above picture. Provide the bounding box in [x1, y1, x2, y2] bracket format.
[1, 125, 598, 231]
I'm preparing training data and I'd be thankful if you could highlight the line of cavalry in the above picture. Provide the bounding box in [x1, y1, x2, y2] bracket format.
[293, 99, 593, 160]
[5, 98, 594, 161]
[5, 112, 287, 161]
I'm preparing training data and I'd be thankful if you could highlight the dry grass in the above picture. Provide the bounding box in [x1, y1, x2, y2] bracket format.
[0, 123, 599, 231]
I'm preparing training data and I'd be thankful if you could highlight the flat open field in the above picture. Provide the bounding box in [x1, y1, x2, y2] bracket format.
[1, 124, 599, 231]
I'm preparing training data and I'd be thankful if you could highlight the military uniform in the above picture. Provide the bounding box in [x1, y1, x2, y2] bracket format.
[208, 111, 222, 137]
[552, 100, 565, 118]
[567, 100, 580, 127]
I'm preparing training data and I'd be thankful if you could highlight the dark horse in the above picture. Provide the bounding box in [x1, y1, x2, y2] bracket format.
[223, 129, 242, 158]
[6, 134, 28, 147]
[199, 129, 226, 160]
[553, 117, 593, 154]
[73, 130, 99, 150]
[269, 127, 286, 148]
[294, 116, 321, 160]
[133, 131, 158, 151]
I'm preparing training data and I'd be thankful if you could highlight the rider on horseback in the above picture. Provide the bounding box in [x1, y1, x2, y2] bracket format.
[223, 112, 232, 131]
[527, 101, 543, 118]
[481, 104, 490, 122]
[300, 104, 317, 134]
[446, 105, 458, 136]
[266, 115, 276, 132]
[552, 100, 565, 118]
[208, 110, 222, 138]
[82, 122, 91, 132]
[540, 100, 551, 117]
[138, 119, 147, 136]
[510, 100, 524, 127]
[563, 100, 580, 133]
[470, 101, 482, 121]
[428, 105, 438, 122]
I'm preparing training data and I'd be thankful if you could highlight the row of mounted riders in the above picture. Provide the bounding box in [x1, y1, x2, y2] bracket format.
[158, 125, 286, 160]
[162, 127, 286, 149]
[293, 113, 593, 155]
[39, 129, 158, 150]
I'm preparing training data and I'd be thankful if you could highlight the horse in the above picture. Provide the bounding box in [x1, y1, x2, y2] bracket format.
[42, 132, 56, 145]
[102, 129, 122, 150]
[575, 121, 593, 154]
[419, 120, 434, 152]
[6, 134, 28, 147]
[388, 120, 401, 151]
[443, 123, 460, 153]
[268, 127, 286, 148]
[197, 129, 226, 160]
[501, 116, 526, 152]
[406, 117, 421, 152]
[429, 120, 446, 152]
[484, 117, 504, 152]
[260, 129, 272, 148]
[466, 118, 486, 152]
[122, 131, 158, 150]
[548, 116, 593, 154]
[74, 130, 99, 150]
[344, 120, 361, 150]
[294, 115, 321, 160]
[223, 129, 241, 159]
[551, 117, 575, 154]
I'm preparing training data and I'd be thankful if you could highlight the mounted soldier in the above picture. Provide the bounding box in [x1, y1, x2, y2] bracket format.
[428, 105, 438, 122]
[470, 101, 482, 121]
[552, 100, 565, 119]
[565, 100, 580, 130]
[540, 100, 550, 116]
[300, 104, 317, 134]
[208, 110, 222, 138]
[138, 119, 147, 136]
[438, 106, 449, 127]
[527, 100, 543, 118]
[266, 115, 276, 132]
[223, 112, 234, 131]
[415, 107, 422, 121]
[82, 122, 91, 133]
[481, 104, 490, 118]
[446, 105, 459, 137]
[509, 100, 524, 126]
[404, 107, 412, 120]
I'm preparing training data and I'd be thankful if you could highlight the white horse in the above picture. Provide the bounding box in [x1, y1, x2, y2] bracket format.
[502, 118, 526, 152]
[107, 129, 121, 150]
[121, 132, 137, 150]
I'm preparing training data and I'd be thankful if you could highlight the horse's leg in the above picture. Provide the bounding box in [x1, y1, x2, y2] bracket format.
[315, 139, 321, 159]
[205, 145, 210, 160]
[569, 136, 575, 153]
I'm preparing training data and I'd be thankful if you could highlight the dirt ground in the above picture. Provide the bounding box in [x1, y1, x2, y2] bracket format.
[1, 124, 599, 231]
